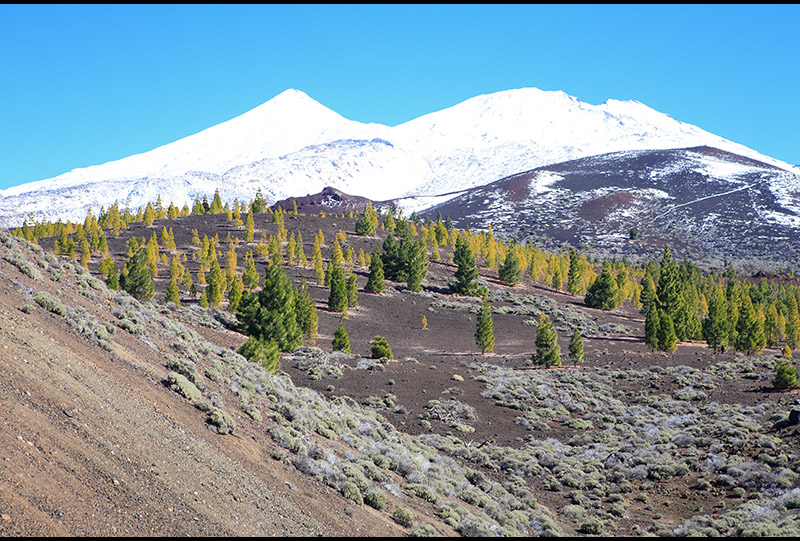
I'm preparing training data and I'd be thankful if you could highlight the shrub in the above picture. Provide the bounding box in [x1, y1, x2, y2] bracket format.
[207, 408, 235, 434]
[393, 507, 415, 528]
[166, 372, 202, 402]
[364, 487, 387, 510]
[33, 291, 65, 316]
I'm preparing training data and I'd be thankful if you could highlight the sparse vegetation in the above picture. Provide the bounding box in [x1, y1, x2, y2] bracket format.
[6, 187, 800, 538]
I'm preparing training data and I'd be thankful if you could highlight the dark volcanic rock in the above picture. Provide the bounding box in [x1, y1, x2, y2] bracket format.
[271, 186, 373, 215]
[422, 146, 800, 271]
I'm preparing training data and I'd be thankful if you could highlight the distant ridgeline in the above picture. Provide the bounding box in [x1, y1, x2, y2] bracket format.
[9, 186, 800, 370]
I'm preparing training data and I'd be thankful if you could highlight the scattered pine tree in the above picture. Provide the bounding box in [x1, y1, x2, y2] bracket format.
[584, 260, 619, 310]
[364, 248, 386, 294]
[332, 321, 351, 353]
[452, 235, 480, 296]
[533, 314, 561, 367]
[498, 248, 523, 287]
[370, 336, 392, 359]
[568, 329, 584, 365]
[475, 292, 495, 354]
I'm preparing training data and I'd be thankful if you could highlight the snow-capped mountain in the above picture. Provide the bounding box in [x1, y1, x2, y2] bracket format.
[0, 87, 796, 227]
[423, 146, 800, 270]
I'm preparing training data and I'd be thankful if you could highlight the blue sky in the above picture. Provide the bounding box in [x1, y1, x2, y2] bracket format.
[1, 4, 798, 190]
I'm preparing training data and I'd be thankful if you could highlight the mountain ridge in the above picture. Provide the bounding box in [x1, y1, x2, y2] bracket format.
[1, 87, 796, 227]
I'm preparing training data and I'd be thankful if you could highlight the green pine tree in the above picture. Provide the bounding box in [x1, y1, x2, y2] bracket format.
[332, 321, 351, 353]
[238, 262, 302, 352]
[327, 259, 348, 313]
[735, 295, 766, 354]
[119, 238, 154, 301]
[205, 256, 226, 308]
[354, 202, 379, 236]
[406, 240, 429, 292]
[475, 293, 495, 354]
[227, 274, 244, 313]
[346, 273, 359, 307]
[165, 279, 181, 306]
[237, 336, 281, 373]
[499, 248, 523, 287]
[566, 249, 583, 295]
[533, 314, 561, 367]
[295, 279, 318, 339]
[568, 329, 584, 365]
[702, 284, 729, 353]
[364, 248, 386, 294]
[658, 311, 678, 353]
[584, 260, 619, 311]
[645, 302, 662, 350]
[370, 336, 393, 359]
[452, 235, 479, 296]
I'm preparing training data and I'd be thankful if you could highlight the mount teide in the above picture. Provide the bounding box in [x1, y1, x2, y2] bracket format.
[0, 87, 796, 228]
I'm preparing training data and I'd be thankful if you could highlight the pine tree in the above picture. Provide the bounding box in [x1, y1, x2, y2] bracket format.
[210, 189, 224, 214]
[639, 274, 658, 316]
[198, 287, 209, 308]
[327, 258, 348, 313]
[242, 251, 260, 291]
[452, 235, 479, 296]
[106, 265, 119, 291]
[295, 279, 318, 339]
[584, 260, 620, 310]
[332, 321, 351, 353]
[354, 202, 379, 236]
[120, 238, 154, 301]
[533, 314, 561, 367]
[658, 311, 678, 353]
[645, 302, 662, 350]
[475, 292, 495, 354]
[566, 249, 583, 295]
[165, 278, 181, 306]
[656, 246, 692, 341]
[786, 296, 800, 350]
[499, 248, 523, 287]
[381, 232, 413, 282]
[370, 336, 392, 359]
[145, 232, 159, 278]
[206, 256, 226, 308]
[311, 237, 325, 286]
[765, 303, 780, 348]
[143, 203, 156, 226]
[702, 284, 729, 353]
[568, 329, 584, 365]
[237, 336, 281, 373]
[99, 256, 116, 278]
[551, 266, 562, 291]
[406, 240, 429, 292]
[227, 274, 244, 313]
[346, 273, 359, 307]
[238, 261, 302, 352]
[364, 248, 386, 294]
[735, 295, 766, 354]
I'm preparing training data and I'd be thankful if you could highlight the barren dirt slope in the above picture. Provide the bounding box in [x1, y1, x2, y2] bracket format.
[0, 232, 405, 537]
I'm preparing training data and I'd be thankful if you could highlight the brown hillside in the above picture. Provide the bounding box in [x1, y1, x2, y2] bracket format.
[3, 205, 800, 537]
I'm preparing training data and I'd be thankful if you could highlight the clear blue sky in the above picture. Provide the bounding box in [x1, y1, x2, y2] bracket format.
[1, 4, 798, 190]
